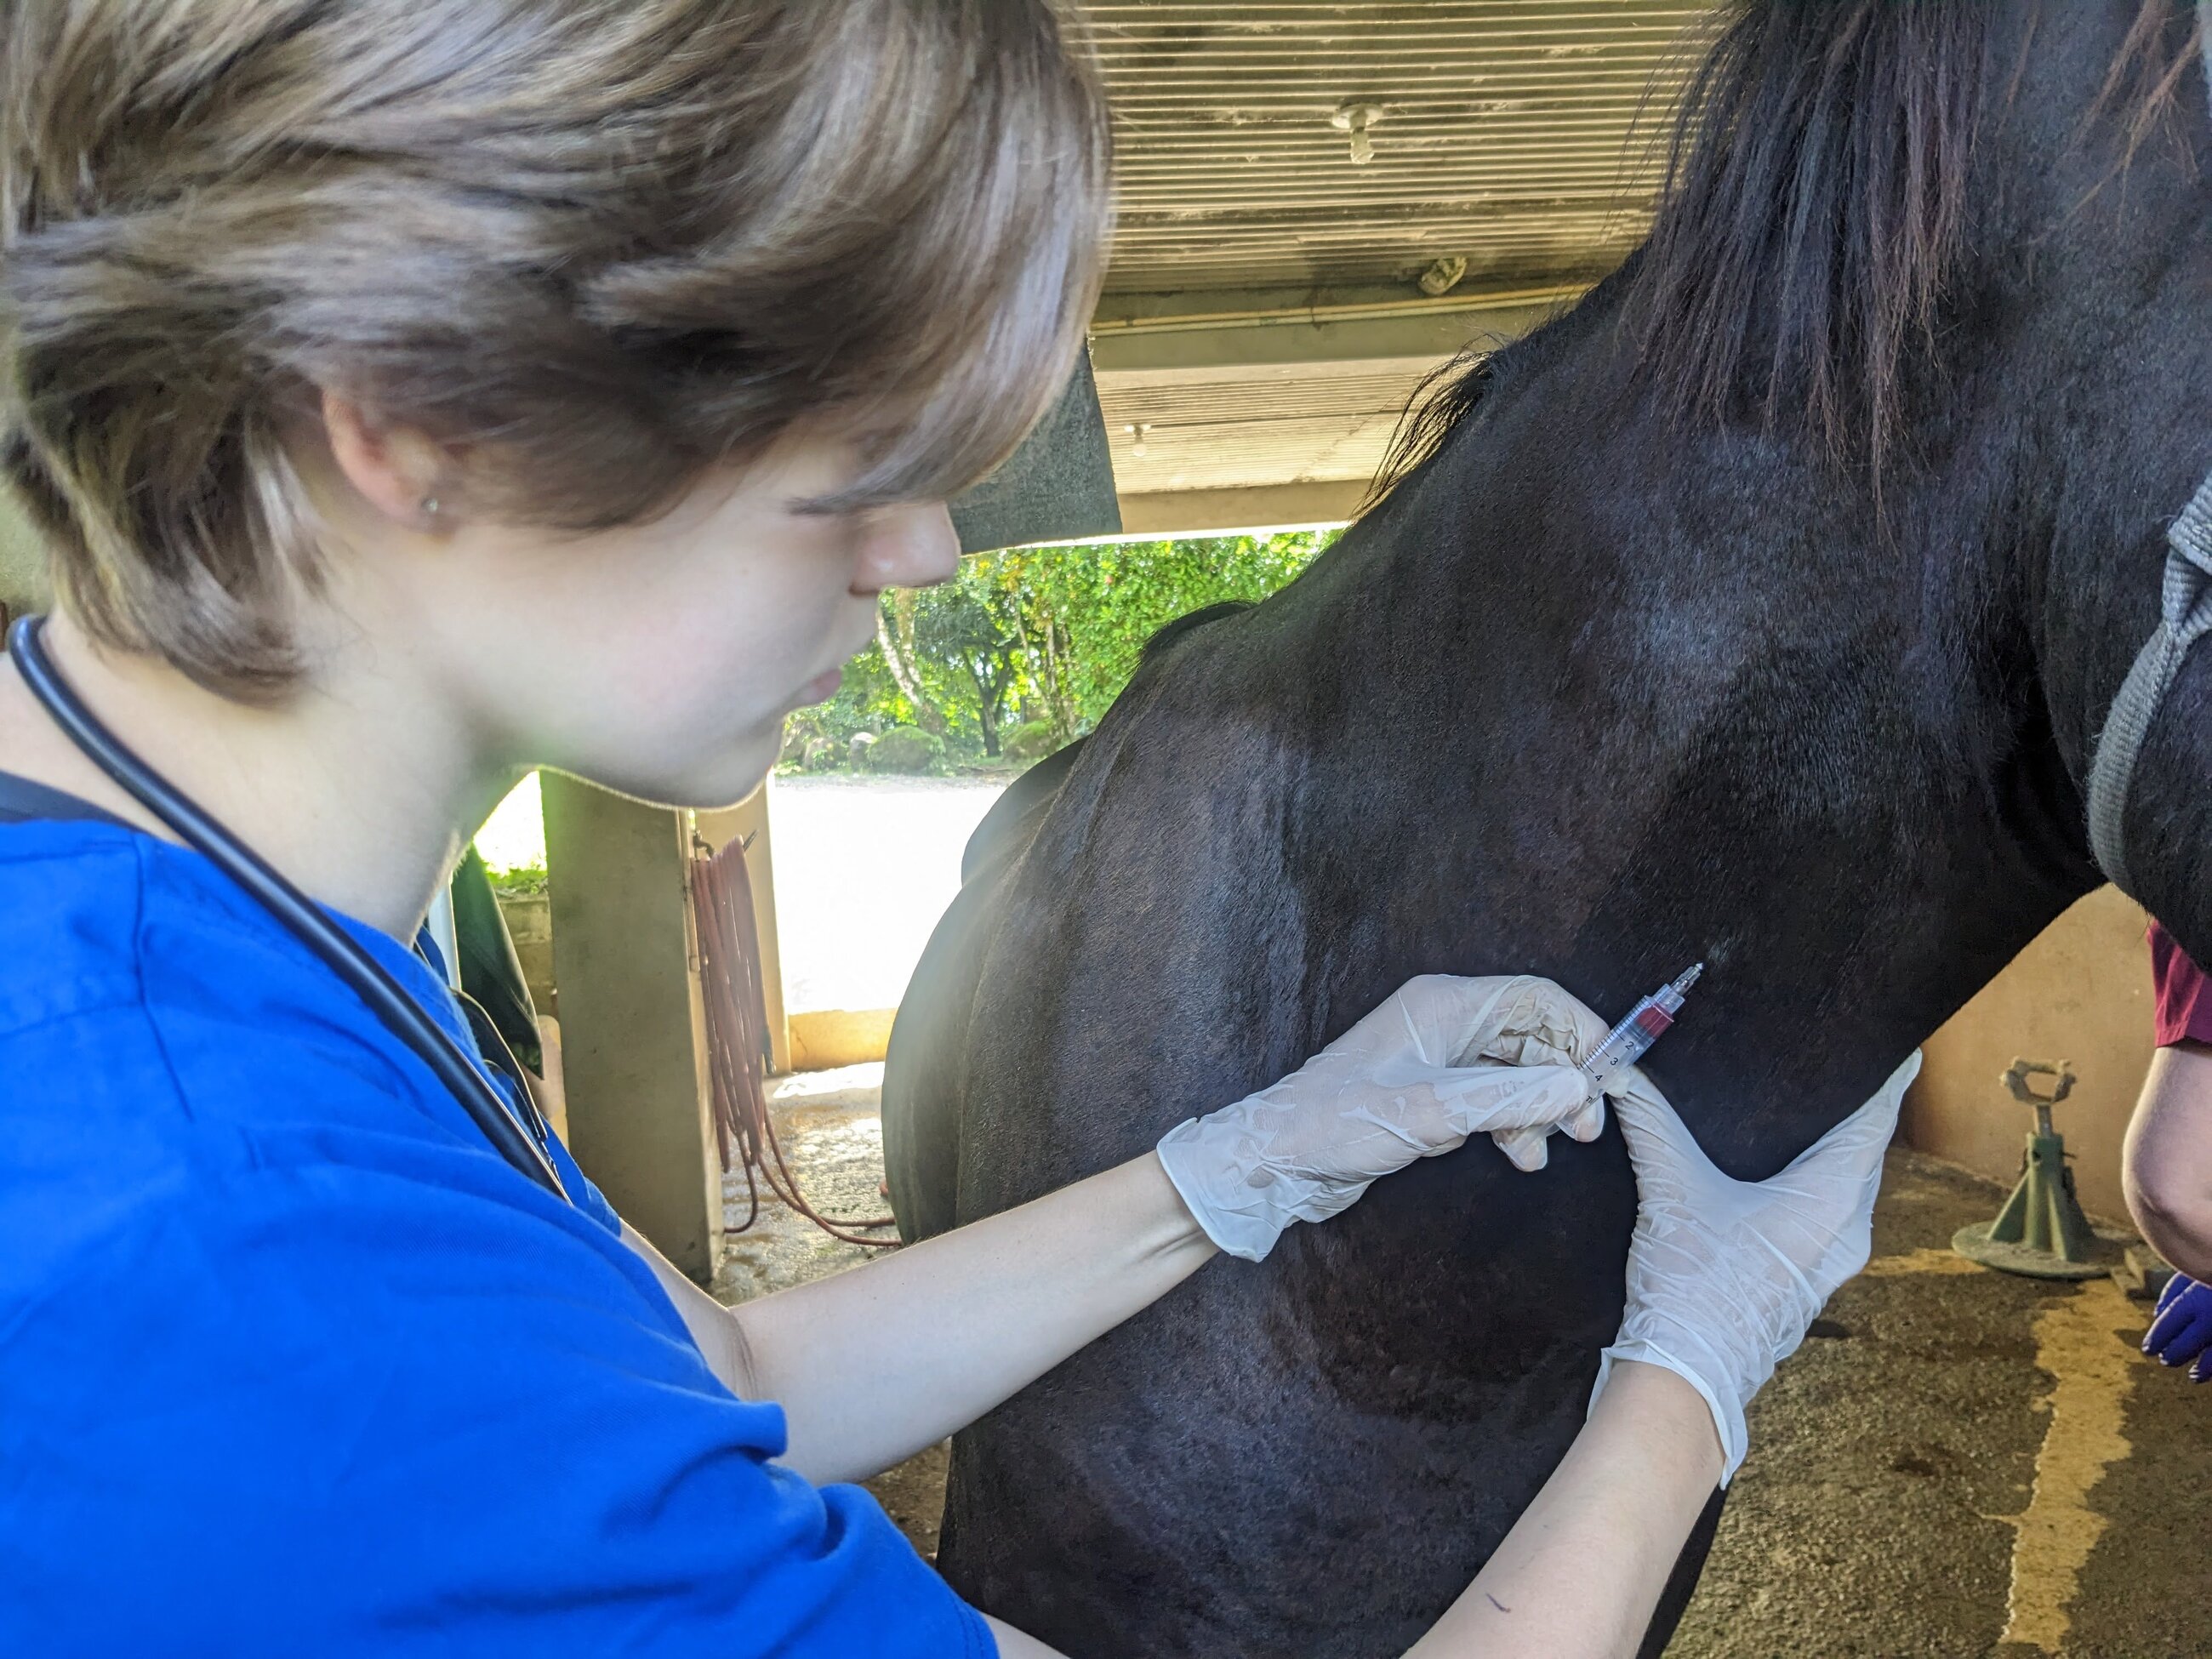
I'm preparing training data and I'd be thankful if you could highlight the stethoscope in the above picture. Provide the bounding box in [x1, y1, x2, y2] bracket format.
[6, 613, 569, 1201]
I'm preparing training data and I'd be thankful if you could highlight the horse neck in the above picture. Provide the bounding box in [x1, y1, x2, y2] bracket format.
[1320, 0, 2212, 981]
[1973, 1, 2212, 950]
[1217, 0, 2212, 1149]
[1262, 283, 2091, 1162]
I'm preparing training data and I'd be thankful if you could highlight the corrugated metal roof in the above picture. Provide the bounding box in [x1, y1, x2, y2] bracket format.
[1086, 1, 1713, 295]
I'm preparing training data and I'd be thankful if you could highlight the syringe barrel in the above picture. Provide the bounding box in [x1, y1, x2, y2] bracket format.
[1581, 1036, 1646, 1095]
[1582, 990, 1679, 1093]
[1579, 965, 1702, 1097]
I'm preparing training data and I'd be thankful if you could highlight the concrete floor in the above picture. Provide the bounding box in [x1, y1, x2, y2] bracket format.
[711, 1072, 2212, 1658]
[1668, 1154, 2207, 1658]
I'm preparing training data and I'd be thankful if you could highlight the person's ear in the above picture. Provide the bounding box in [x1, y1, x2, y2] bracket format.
[320, 389, 452, 532]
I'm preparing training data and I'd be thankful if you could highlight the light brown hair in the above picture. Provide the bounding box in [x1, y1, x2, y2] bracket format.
[0, 0, 1112, 697]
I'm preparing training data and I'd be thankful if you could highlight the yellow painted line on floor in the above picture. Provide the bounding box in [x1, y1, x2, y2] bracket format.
[1998, 1277, 2141, 1655]
[1859, 1247, 1987, 1278]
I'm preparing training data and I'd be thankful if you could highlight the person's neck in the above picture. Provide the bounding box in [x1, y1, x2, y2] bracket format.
[0, 610, 506, 939]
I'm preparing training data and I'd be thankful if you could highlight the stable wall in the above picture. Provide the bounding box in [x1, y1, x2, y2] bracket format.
[1901, 885, 2156, 1224]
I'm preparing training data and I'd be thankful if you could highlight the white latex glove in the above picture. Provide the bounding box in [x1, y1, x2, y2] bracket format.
[1485, 982, 1611, 1173]
[1156, 975, 1607, 1262]
[1592, 1052, 1922, 1483]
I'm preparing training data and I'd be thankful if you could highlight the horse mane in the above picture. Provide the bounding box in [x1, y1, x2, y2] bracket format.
[1367, 350, 1496, 508]
[1629, 0, 1991, 480]
[1372, 0, 2200, 504]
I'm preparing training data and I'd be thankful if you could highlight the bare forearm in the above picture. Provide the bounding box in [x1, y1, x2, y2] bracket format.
[731, 1151, 1215, 1485]
[2124, 1044, 2212, 1280]
[1408, 1360, 1723, 1659]
[620, 1221, 754, 1387]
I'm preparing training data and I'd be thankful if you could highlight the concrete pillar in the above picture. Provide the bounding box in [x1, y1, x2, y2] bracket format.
[694, 779, 791, 1075]
[542, 775, 721, 1281]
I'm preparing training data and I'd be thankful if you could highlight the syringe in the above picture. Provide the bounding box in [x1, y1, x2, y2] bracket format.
[1581, 964, 1703, 1097]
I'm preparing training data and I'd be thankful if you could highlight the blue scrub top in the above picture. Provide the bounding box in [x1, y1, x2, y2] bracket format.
[0, 804, 993, 1657]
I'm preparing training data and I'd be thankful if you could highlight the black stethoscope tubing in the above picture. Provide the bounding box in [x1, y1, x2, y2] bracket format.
[7, 614, 568, 1201]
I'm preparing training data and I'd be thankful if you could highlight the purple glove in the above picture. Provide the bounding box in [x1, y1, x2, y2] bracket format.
[2144, 1274, 2212, 1382]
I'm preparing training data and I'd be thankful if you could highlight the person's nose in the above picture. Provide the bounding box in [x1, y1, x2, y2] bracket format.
[852, 502, 959, 595]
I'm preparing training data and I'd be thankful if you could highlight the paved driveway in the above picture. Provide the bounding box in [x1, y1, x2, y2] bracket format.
[769, 773, 1006, 1014]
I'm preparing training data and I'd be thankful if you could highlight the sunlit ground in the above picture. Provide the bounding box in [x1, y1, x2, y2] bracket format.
[474, 773, 547, 875]
[768, 774, 1004, 1012]
[470, 771, 1006, 1014]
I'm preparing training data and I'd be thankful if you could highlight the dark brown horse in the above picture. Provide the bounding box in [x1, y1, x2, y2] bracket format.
[887, 3, 2212, 1652]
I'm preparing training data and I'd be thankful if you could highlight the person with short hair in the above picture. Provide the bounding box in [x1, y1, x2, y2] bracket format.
[0, 4, 1907, 1654]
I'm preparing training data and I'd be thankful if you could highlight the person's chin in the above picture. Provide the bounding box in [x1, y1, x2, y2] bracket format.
[577, 730, 779, 813]
[680, 741, 778, 812]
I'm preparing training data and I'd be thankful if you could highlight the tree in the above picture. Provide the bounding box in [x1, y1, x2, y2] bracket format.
[909, 563, 1024, 756]
[974, 532, 1333, 738]
[875, 589, 948, 736]
[777, 530, 1336, 771]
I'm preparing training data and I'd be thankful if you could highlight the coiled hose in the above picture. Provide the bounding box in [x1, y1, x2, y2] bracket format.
[688, 832, 898, 1248]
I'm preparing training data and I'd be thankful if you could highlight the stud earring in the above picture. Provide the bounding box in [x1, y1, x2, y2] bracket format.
[420, 495, 440, 519]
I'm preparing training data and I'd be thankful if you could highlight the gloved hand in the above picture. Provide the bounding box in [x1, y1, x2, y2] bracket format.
[1479, 980, 1611, 1173]
[1156, 975, 1606, 1262]
[1591, 1053, 1922, 1483]
[2145, 1274, 2212, 1382]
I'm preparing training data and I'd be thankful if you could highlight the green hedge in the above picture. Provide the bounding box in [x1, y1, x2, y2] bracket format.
[1002, 720, 1060, 764]
[861, 727, 945, 774]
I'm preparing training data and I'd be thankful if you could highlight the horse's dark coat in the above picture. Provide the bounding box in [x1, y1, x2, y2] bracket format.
[882, 3, 2212, 1651]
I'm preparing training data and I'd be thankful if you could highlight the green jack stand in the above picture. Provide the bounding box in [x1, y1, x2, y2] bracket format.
[1953, 1058, 2123, 1280]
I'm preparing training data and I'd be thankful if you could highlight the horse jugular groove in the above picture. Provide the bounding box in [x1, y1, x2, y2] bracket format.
[884, 3, 2212, 1653]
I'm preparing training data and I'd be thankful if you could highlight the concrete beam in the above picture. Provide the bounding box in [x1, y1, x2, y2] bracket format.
[1117, 482, 1365, 539]
[1090, 288, 1574, 377]
[1097, 352, 1448, 394]
[542, 776, 721, 1282]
